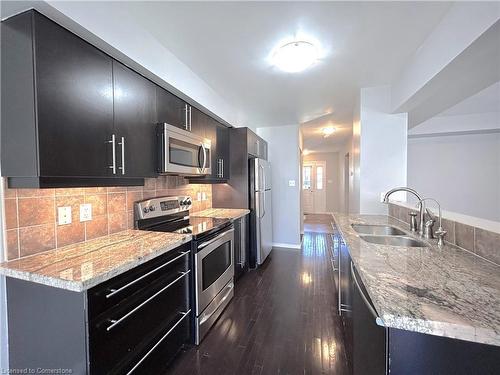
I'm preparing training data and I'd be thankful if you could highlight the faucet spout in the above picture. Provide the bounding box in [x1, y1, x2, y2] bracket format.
[383, 186, 423, 203]
[382, 187, 425, 235]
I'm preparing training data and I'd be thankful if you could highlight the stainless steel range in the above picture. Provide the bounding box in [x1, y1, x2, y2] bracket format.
[135, 196, 234, 344]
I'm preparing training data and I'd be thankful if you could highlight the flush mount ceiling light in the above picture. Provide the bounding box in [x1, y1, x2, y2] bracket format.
[272, 40, 318, 73]
[322, 127, 336, 137]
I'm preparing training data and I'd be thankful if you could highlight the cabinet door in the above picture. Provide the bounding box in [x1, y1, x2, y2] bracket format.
[34, 12, 114, 177]
[247, 129, 258, 157]
[113, 61, 157, 177]
[216, 124, 230, 180]
[156, 87, 188, 131]
[190, 106, 208, 137]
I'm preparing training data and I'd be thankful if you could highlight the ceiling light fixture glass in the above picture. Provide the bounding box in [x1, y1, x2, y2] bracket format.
[272, 40, 318, 73]
[322, 127, 336, 137]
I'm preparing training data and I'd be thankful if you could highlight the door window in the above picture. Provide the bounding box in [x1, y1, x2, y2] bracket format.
[303, 166, 312, 189]
[316, 166, 324, 190]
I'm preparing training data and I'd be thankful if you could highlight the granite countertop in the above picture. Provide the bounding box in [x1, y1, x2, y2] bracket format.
[332, 213, 500, 347]
[192, 208, 250, 220]
[0, 230, 191, 292]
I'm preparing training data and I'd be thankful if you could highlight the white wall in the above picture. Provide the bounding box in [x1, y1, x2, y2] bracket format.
[257, 125, 301, 248]
[359, 86, 408, 214]
[304, 152, 340, 213]
[350, 96, 361, 214]
[408, 123, 500, 222]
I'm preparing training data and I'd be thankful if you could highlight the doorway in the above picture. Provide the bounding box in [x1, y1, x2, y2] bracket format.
[302, 161, 327, 214]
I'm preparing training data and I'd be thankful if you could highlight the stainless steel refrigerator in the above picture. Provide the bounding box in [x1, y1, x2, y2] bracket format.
[252, 158, 273, 265]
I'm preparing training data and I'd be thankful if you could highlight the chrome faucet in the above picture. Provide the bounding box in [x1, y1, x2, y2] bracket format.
[382, 187, 426, 235]
[418, 198, 447, 247]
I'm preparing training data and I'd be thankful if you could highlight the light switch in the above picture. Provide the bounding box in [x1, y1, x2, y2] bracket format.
[197, 192, 202, 201]
[201, 192, 207, 201]
[288, 180, 296, 187]
[80, 204, 92, 222]
[58, 206, 72, 225]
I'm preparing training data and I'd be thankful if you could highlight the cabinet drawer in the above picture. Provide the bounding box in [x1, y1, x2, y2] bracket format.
[88, 243, 190, 318]
[124, 311, 191, 374]
[89, 271, 190, 374]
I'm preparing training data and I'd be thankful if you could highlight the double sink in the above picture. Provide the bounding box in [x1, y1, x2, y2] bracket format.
[352, 224, 427, 248]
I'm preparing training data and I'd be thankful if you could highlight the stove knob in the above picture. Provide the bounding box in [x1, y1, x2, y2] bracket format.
[149, 205, 156, 212]
[186, 198, 192, 206]
[143, 207, 150, 214]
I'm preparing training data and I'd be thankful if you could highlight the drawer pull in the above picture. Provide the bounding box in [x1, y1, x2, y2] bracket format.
[106, 270, 190, 332]
[126, 309, 191, 375]
[106, 250, 190, 299]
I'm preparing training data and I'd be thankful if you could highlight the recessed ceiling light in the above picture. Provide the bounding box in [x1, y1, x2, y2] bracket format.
[322, 127, 336, 137]
[272, 41, 318, 73]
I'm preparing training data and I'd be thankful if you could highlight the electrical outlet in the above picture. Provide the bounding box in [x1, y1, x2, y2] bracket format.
[288, 180, 296, 187]
[80, 204, 92, 222]
[57, 206, 72, 225]
[201, 192, 207, 201]
[197, 192, 202, 201]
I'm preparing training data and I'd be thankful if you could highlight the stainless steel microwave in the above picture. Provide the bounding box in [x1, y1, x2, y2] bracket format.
[157, 123, 211, 176]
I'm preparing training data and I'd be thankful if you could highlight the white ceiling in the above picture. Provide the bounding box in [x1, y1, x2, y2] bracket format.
[127, 1, 452, 129]
[301, 113, 353, 153]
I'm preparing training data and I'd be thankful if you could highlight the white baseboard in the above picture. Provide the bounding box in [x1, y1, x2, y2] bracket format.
[272, 242, 301, 250]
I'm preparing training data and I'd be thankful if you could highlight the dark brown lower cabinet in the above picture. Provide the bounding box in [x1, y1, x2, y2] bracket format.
[336, 231, 500, 375]
[6, 243, 192, 374]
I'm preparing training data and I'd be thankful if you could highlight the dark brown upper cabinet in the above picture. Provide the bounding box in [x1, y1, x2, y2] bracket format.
[1, 10, 151, 187]
[188, 116, 230, 183]
[112, 61, 157, 178]
[156, 87, 189, 131]
[247, 129, 268, 160]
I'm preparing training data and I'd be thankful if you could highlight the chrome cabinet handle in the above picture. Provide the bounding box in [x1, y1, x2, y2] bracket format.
[184, 104, 189, 130]
[189, 105, 192, 131]
[199, 228, 234, 249]
[126, 309, 191, 375]
[105, 250, 190, 299]
[106, 270, 190, 332]
[118, 136, 125, 175]
[107, 134, 116, 174]
[221, 159, 224, 178]
[350, 261, 385, 326]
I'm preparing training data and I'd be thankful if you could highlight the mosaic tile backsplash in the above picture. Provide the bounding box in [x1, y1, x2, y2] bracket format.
[2, 176, 212, 261]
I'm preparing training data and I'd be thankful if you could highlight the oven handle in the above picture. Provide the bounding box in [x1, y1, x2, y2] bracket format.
[198, 228, 234, 250]
[105, 250, 190, 299]
[106, 270, 190, 332]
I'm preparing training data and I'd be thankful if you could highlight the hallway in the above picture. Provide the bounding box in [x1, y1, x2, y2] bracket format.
[170, 227, 348, 374]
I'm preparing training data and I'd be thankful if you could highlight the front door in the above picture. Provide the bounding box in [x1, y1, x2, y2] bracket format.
[302, 161, 327, 214]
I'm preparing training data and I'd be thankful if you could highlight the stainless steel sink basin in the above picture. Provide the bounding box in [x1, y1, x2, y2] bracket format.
[359, 235, 427, 247]
[352, 224, 406, 236]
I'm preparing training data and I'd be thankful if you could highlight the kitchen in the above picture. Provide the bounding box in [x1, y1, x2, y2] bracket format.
[0, 1, 499, 374]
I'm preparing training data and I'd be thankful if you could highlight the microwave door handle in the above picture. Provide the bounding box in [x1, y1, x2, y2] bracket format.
[201, 143, 207, 173]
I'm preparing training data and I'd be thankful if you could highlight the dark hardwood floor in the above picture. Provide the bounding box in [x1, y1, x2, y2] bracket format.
[169, 230, 348, 375]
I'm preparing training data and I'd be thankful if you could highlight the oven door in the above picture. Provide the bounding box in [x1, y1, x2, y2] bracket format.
[158, 123, 211, 175]
[195, 227, 234, 315]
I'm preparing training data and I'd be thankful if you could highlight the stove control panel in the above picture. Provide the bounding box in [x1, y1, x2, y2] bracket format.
[134, 196, 192, 221]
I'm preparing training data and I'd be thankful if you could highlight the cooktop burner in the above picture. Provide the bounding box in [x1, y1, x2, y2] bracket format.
[174, 217, 231, 237]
